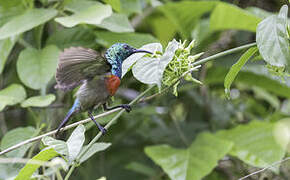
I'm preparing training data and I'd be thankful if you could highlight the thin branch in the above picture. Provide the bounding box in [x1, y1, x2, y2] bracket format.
[192, 42, 257, 66]
[239, 157, 290, 180]
[0, 108, 121, 156]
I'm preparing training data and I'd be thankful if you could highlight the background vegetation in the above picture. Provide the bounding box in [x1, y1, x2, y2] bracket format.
[0, 0, 289, 179]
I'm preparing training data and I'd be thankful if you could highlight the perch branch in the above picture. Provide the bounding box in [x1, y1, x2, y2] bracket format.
[0, 108, 121, 156]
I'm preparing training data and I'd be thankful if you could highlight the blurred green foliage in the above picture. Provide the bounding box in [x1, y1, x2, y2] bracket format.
[0, 0, 289, 180]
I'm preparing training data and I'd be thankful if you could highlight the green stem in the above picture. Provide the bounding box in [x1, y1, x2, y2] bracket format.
[64, 86, 154, 180]
[192, 42, 257, 66]
[64, 165, 76, 180]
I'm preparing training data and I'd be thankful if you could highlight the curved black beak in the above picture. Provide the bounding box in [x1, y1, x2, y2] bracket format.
[133, 49, 153, 54]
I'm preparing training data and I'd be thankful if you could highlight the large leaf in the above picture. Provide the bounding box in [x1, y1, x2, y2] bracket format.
[21, 94, 56, 108]
[46, 27, 95, 49]
[15, 148, 59, 180]
[210, 3, 261, 32]
[0, 36, 17, 74]
[95, 31, 159, 48]
[104, 0, 121, 12]
[159, 1, 217, 38]
[67, 125, 86, 163]
[224, 47, 258, 98]
[149, 16, 176, 46]
[55, 3, 112, 27]
[217, 121, 285, 171]
[0, 0, 26, 26]
[132, 40, 178, 88]
[0, 84, 26, 111]
[145, 133, 233, 180]
[1, 126, 36, 158]
[0, 9, 57, 40]
[42, 136, 68, 156]
[206, 66, 290, 98]
[256, 5, 290, 69]
[120, 0, 142, 15]
[97, 13, 134, 33]
[17, 45, 60, 90]
[79, 143, 111, 163]
[122, 43, 163, 77]
[273, 118, 290, 152]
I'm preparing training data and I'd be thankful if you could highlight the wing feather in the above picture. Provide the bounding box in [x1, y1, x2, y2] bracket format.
[55, 47, 111, 91]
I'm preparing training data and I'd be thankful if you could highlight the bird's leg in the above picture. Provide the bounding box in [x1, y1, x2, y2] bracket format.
[56, 110, 75, 136]
[88, 110, 107, 134]
[103, 103, 131, 113]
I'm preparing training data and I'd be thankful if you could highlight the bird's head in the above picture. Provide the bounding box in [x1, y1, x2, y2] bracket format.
[105, 43, 152, 66]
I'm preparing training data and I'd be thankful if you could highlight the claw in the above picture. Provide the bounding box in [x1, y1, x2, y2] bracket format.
[122, 104, 131, 113]
[100, 126, 107, 135]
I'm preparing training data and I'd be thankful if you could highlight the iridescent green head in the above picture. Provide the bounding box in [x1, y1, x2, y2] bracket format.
[105, 43, 152, 78]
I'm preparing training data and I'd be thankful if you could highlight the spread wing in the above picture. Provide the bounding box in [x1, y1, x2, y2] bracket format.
[55, 47, 111, 91]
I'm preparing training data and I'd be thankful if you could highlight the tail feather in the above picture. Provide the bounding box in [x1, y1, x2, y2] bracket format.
[56, 99, 80, 135]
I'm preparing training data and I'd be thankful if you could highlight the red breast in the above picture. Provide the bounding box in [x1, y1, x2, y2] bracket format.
[105, 75, 121, 96]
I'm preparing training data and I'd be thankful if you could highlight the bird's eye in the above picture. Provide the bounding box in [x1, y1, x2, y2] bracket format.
[124, 45, 129, 50]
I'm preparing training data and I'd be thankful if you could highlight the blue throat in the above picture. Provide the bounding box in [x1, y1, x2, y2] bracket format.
[111, 62, 122, 78]
[105, 52, 123, 79]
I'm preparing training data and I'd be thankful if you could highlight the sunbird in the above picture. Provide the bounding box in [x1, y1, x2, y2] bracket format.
[55, 43, 152, 135]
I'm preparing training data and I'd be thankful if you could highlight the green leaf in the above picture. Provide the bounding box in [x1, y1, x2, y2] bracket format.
[64, 0, 98, 12]
[95, 31, 159, 48]
[273, 118, 290, 152]
[79, 143, 111, 163]
[224, 47, 258, 98]
[0, 36, 17, 74]
[0, 8, 57, 40]
[21, 94, 56, 108]
[104, 0, 121, 12]
[1, 126, 36, 158]
[15, 148, 59, 180]
[97, 13, 134, 33]
[120, 0, 142, 15]
[0, 84, 26, 111]
[55, 4, 112, 28]
[149, 16, 176, 46]
[67, 124, 86, 163]
[210, 3, 261, 32]
[206, 66, 290, 98]
[0, 0, 26, 26]
[42, 136, 68, 156]
[122, 43, 163, 77]
[17, 45, 60, 90]
[159, 1, 217, 38]
[46, 27, 95, 49]
[132, 40, 178, 88]
[256, 5, 290, 69]
[145, 133, 233, 180]
[217, 121, 285, 171]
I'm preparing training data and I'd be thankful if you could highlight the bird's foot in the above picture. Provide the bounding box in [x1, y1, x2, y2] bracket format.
[98, 125, 107, 135]
[121, 104, 131, 113]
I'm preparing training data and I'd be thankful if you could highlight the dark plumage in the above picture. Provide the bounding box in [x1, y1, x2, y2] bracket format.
[55, 43, 152, 135]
